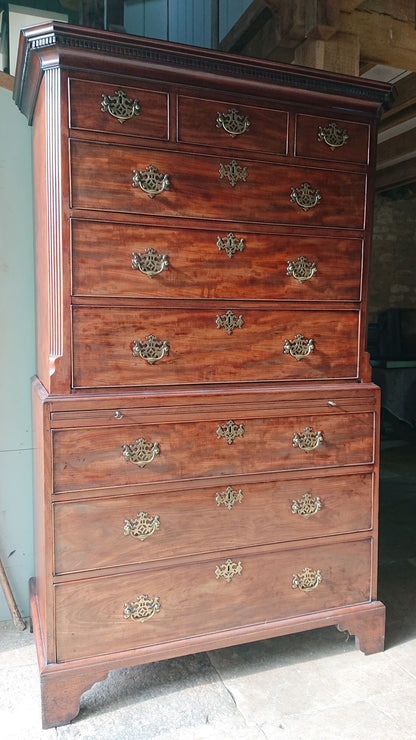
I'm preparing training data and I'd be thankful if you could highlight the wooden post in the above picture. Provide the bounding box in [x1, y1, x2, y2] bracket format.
[295, 31, 360, 75]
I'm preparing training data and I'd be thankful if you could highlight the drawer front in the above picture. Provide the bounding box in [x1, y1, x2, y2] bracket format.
[71, 219, 363, 301]
[177, 95, 288, 155]
[70, 140, 366, 228]
[52, 411, 374, 493]
[69, 78, 169, 141]
[295, 114, 370, 164]
[55, 539, 371, 661]
[54, 473, 373, 574]
[72, 307, 359, 388]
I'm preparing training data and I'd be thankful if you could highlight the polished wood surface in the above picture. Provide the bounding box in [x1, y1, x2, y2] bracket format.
[71, 219, 363, 301]
[294, 114, 370, 163]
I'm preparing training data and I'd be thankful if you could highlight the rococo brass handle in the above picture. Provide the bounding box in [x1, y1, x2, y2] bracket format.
[216, 310, 244, 335]
[292, 567, 322, 592]
[122, 437, 160, 467]
[215, 558, 243, 582]
[132, 334, 169, 364]
[293, 427, 323, 452]
[216, 420, 245, 445]
[124, 512, 160, 539]
[318, 121, 349, 150]
[219, 159, 247, 187]
[132, 247, 169, 277]
[292, 492, 322, 518]
[217, 232, 246, 259]
[123, 594, 160, 621]
[287, 256, 317, 283]
[101, 89, 141, 123]
[216, 486, 243, 510]
[216, 108, 251, 137]
[283, 334, 314, 361]
[290, 182, 321, 211]
[132, 165, 170, 198]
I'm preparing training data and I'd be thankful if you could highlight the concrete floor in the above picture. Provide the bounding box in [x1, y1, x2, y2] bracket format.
[2, 414, 416, 740]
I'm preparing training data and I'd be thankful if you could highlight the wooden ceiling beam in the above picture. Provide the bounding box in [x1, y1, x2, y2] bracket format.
[340, 7, 416, 70]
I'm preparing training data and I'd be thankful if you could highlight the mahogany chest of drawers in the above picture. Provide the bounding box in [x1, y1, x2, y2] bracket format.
[14, 22, 392, 728]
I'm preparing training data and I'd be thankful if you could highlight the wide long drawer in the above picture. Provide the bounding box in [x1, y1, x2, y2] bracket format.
[55, 538, 372, 661]
[72, 307, 359, 388]
[52, 410, 375, 493]
[70, 140, 366, 228]
[71, 219, 363, 302]
[53, 472, 374, 574]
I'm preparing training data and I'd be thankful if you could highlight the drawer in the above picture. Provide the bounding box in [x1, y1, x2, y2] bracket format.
[69, 78, 169, 141]
[55, 538, 371, 661]
[70, 140, 366, 229]
[52, 411, 375, 493]
[53, 472, 374, 574]
[71, 219, 363, 301]
[295, 114, 370, 164]
[72, 307, 359, 388]
[177, 95, 288, 155]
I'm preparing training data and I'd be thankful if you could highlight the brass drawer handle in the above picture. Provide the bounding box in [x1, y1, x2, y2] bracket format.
[292, 493, 322, 518]
[217, 232, 245, 258]
[216, 486, 243, 510]
[124, 512, 160, 539]
[292, 567, 322, 592]
[216, 108, 251, 137]
[283, 334, 314, 361]
[219, 159, 247, 187]
[318, 121, 349, 150]
[101, 89, 141, 123]
[287, 256, 317, 283]
[216, 420, 245, 445]
[132, 334, 169, 364]
[215, 558, 243, 582]
[132, 165, 170, 198]
[293, 426, 323, 452]
[132, 247, 169, 277]
[216, 310, 244, 335]
[290, 182, 321, 211]
[123, 594, 160, 622]
[122, 437, 160, 467]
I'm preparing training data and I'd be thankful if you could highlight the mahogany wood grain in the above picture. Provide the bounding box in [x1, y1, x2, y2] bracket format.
[72, 306, 360, 388]
[55, 538, 371, 661]
[52, 410, 375, 493]
[53, 472, 373, 574]
[69, 140, 367, 228]
[69, 78, 169, 141]
[71, 219, 363, 302]
[177, 94, 288, 154]
[294, 114, 370, 163]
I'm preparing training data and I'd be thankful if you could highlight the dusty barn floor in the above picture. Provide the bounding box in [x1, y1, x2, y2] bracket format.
[1, 412, 416, 740]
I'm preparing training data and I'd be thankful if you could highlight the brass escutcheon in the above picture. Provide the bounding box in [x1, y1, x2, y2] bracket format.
[293, 427, 323, 452]
[290, 183, 321, 211]
[292, 492, 322, 518]
[215, 558, 243, 582]
[101, 89, 141, 123]
[318, 121, 349, 150]
[124, 512, 160, 539]
[122, 438, 160, 467]
[219, 159, 247, 187]
[216, 420, 245, 445]
[292, 567, 322, 592]
[216, 310, 244, 335]
[132, 334, 169, 364]
[283, 334, 314, 361]
[132, 247, 169, 277]
[123, 594, 160, 621]
[217, 232, 245, 259]
[287, 256, 317, 283]
[216, 108, 251, 137]
[215, 486, 243, 510]
[132, 165, 170, 198]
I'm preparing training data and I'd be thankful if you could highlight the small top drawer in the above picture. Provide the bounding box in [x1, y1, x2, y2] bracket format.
[69, 78, 169, 141]
[177, 95, 288, 156]
[295, 115, 370, 164]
